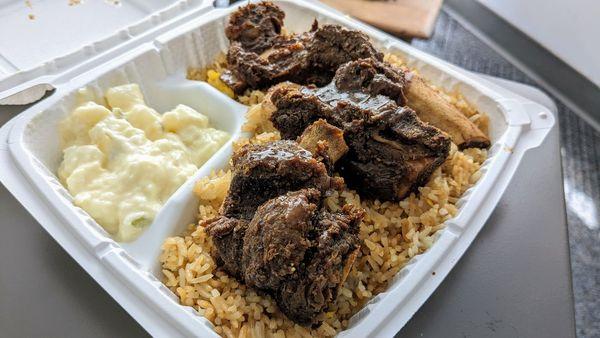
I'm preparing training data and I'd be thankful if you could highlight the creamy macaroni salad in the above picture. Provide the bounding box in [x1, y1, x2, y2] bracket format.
[58, 84, 229, 241]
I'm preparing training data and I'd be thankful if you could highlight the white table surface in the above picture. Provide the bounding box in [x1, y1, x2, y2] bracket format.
[478, 0, 600, 88]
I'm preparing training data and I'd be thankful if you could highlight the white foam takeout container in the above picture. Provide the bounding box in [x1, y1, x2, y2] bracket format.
[0, 0, 555, 336]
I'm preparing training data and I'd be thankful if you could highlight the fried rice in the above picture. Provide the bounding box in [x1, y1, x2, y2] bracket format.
[160, 54, 488, 338]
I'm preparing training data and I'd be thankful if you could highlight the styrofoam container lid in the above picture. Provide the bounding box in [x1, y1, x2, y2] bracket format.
[0, 0, 555, 337]
[0, 0, 212, 101]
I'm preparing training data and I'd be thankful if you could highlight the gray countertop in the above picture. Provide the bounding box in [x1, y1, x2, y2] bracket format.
[0, 7, 589, 338]
[420, 7, 600, 337]
[399, 105, 574, 338]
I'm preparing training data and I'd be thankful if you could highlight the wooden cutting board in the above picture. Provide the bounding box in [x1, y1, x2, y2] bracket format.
[319, 0, 443, 39]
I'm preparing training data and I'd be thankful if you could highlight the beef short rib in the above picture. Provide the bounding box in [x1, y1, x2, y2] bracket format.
[270, 58, 451, 201]
[204, 141, 363, 325]
[221, 2, 382, 93]
[219, 140, 339, 220]
[225, 1, 285, 54]
[222, 2, 489, 149]
[243, 189, 362, 324]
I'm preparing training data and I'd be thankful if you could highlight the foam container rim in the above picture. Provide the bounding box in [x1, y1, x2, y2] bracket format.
[0, 1, 555, 337]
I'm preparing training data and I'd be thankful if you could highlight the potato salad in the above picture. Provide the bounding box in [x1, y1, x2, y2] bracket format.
[58, 84, 230, 241]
